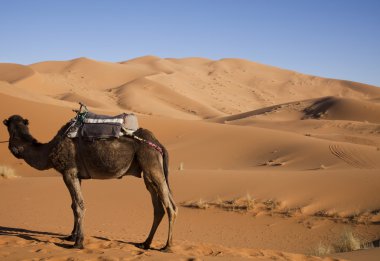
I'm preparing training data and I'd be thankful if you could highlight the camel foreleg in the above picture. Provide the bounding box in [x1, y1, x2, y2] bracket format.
[63, 169, 85, 249]
[64, 178, 82, 242]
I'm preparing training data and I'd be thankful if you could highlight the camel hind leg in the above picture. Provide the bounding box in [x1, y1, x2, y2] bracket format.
[162, 188, 177, 251]
[137, 151, 177, 251]
[161, 178, 177, 251]
[137, 174, 165, 249]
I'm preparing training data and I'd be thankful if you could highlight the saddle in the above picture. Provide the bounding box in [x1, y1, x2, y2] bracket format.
[67, 109, 139, 140]
[65, 103, 163, 156]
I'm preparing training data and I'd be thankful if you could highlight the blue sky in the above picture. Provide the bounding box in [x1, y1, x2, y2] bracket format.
[1, 0, 379, 86]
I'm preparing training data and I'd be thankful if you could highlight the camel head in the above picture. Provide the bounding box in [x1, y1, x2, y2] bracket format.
[3, 115, 35, 159]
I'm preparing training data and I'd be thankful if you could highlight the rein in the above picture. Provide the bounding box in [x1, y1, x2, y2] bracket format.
[0, 141, 9, 143]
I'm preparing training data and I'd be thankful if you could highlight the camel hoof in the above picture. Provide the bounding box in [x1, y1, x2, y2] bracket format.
[62, 235, 76, 242]
[160, 245, 172, 253]
[135, 242, 150, 250]
[72, 243, 84, 249]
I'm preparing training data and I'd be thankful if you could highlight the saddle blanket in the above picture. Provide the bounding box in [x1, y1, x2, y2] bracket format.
[67, 112, 139, 140]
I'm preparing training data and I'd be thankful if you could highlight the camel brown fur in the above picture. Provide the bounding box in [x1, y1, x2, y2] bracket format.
[3, 115, 178, 250]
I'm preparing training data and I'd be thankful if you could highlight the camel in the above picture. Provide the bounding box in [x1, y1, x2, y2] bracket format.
[3, 114, 178, 251]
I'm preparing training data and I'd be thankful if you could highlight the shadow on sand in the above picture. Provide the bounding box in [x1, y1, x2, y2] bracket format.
[0, 226, 153, 250]
[0, 225, 66, 246]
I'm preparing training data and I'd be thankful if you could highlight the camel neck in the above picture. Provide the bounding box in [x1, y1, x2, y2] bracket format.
[20, 141, 53, 171]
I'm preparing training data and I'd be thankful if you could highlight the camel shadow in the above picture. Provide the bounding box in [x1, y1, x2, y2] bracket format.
[0, 226, 64, 237]
[0, 226, 66, 245]
[0, 226, 156, 251]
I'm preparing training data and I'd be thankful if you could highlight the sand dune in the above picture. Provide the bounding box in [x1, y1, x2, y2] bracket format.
[116, 77, 223, 119]
[0, 63, 35, 83]
[214, 96, 380, 123]
[57, 92, 108, 109]
[2, 56, 379, 118]
[31, 57, 145, 89]
[1, 56, 380, 260]
[303, 96, 380, 123]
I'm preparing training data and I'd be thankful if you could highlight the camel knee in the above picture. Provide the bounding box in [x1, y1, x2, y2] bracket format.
[158, 192, 177, 220]
[71, 202, 83, 210]
[168, 194, 178, 218]
[173, 205, 178, 219]
[166, 204, 177, 221]
[78, 199, 85, 210]
[171, 197, 178, 213]
[73, 200, 85, 216]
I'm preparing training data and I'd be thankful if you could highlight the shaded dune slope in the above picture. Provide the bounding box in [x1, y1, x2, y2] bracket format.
[214, 96, 380, 124]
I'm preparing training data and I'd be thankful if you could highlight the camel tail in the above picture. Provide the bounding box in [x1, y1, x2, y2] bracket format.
[159, 141, 177, 212]
[155, 139, 177, 211]
[159, 141, 171, 192]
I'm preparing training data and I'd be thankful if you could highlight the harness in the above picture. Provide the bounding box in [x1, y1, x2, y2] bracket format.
[127, 131, 163, 155]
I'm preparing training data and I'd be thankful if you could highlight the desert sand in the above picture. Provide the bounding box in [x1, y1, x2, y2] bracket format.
[0, 56, 379, 260]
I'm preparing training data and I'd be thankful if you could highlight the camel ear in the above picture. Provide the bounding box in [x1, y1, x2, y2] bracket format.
[23, 119, 29, 126]
[3, 119, 8, 126]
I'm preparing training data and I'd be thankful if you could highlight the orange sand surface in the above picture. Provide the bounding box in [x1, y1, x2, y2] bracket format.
[1, 56, 379, 260]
